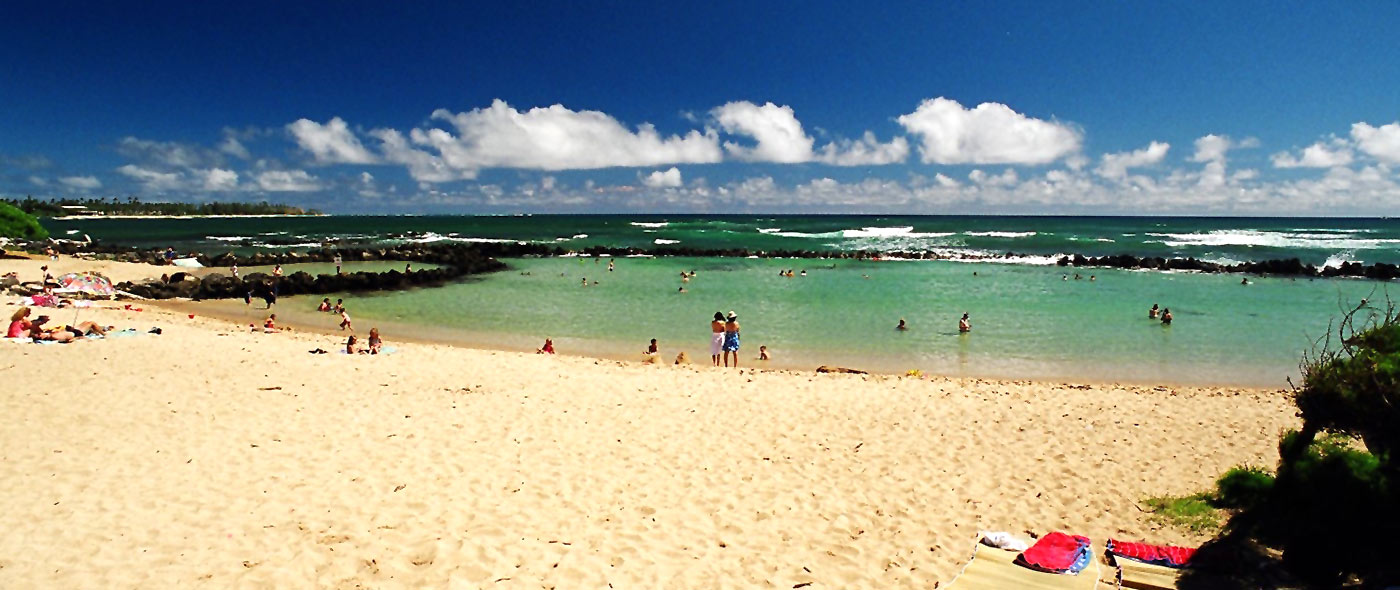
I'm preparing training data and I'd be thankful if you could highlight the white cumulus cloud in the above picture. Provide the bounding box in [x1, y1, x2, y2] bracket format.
[421, 100, 722, 174]
[896, 97, 1081, 165]
[712, 101, 814, 163]
[641, 167, 683, 188]
[288, 117, 377, 164]
[201, 168, 239, 191]
[1096, 141, 1170, 180]
[1351, 122, 1400, 164]
[371, 128, 472, 183]
[255, 169, 322, 192]
[117, 164, 183, 191]
[59, 175, 101, 190]
[815, 132, 910, 166]
[1271, 140, 1353, 168]
[712, 101, 907, 165]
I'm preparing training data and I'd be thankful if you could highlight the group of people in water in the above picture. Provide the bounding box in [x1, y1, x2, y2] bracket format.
[894, 313, 972, 333]
[1149, 303, 1174, 324]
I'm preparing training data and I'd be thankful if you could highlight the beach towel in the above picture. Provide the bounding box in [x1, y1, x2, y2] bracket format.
[980, 531, 1030, 552]
[1016, 532, 1093, 574]
[1106, 539, 1195, 568]
[946, 543, 1104, 589]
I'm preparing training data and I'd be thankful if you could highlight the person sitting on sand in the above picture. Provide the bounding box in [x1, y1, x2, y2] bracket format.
[339, 308, 352, 331]
[723, 312, 741, 368]
[367, 328, 382, 354]
[759, 345, 770, 361]
[318, 297, 331, 312]
[537, 338, 555, 354]
[896, 318, 908, 331]
[30, 319, 75, 343]
[645, 338, 658, 355]
[959, 313, 971, 333]
[1161, 308, 1173, 325]
[262, 314, 280, 333]
[346, 334, 360, 355]
[8, 307, 33, 339]
[710, 312, 725, 367]
[1149, 303, 1159, 319]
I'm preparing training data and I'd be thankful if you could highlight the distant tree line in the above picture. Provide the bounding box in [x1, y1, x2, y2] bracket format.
[2, 195, 321, 217]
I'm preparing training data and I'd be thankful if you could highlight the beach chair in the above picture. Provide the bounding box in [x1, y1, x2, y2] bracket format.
[1116, 559, 1182, 590]
[1112, 559, 1235, 590]
[945, 542, 1108, 589]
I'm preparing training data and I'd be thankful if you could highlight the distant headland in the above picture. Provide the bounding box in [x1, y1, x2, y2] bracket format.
[3, 196, 322, 218]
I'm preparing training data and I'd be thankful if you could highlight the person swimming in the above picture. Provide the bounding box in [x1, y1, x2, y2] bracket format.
[1161, 308, 1173, 325]
[1149, 303, 1159, 319]
[959, 313, 971, 333]
[896, 318, 908, 331]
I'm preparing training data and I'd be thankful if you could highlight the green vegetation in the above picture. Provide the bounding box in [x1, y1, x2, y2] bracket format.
[1142, 492, 1224, 534]
[2, 196, 320, 217]
[0, 201, 50, 240]
[1187, 303, 1400, 587]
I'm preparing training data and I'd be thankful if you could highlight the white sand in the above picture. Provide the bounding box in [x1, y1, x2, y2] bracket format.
[0, 256, 1299, 588]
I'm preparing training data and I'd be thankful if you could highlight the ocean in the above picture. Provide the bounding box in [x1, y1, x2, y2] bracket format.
[50, 215, 1399, 387]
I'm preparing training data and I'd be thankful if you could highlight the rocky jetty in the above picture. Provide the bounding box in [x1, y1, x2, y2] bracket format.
[1053, 254, 1400, 281]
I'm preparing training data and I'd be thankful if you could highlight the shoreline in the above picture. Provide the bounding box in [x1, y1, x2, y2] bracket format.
[152, 296, 1289, 391]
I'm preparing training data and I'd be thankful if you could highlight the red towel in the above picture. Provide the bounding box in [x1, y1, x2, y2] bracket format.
[1018, 532, 1091, 572]
[1107, 539, 1196, 567]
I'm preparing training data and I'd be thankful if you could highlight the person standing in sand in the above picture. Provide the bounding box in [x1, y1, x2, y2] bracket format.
[959, 313, 971, 333]
[710, 312, 725, 366]
[722, 311, 741, 368]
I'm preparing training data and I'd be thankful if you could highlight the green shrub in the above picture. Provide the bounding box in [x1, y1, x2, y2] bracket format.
[0, 201, 49, 240]
[1197, 307, 1400, 587]
[1213, 466, 1274, 509]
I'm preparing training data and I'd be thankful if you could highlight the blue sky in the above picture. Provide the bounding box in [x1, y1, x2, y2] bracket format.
[3, 2, 1400, 214]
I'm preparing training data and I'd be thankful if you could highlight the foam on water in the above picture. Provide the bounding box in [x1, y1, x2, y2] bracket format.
[630, 222, 669, 228]
[1147, 229, 1399, 251]
[653, 239, 681, 245]
[965, 231, 1038, 238]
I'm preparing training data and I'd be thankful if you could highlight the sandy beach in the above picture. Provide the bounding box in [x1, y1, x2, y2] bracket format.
[1, 256, 1301, 588]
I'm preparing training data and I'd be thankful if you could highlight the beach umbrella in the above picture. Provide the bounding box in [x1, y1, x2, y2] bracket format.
[53, 272, 116, 298]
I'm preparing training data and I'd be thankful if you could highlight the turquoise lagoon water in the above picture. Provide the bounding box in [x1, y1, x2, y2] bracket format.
[54, 215, 1398, 387]
[257, 255, 1384, 387]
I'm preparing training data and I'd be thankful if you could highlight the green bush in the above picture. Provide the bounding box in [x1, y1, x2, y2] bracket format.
[1194, 308, 1400, 587]
[0, 201, 49, 240]
[1213, 466, 1274, 509]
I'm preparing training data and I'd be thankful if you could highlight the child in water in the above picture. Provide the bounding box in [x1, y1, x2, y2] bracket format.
[759, 345, 770, 361]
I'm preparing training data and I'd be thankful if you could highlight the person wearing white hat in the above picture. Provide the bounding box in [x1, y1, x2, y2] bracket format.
[722, 311, 741, 367]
